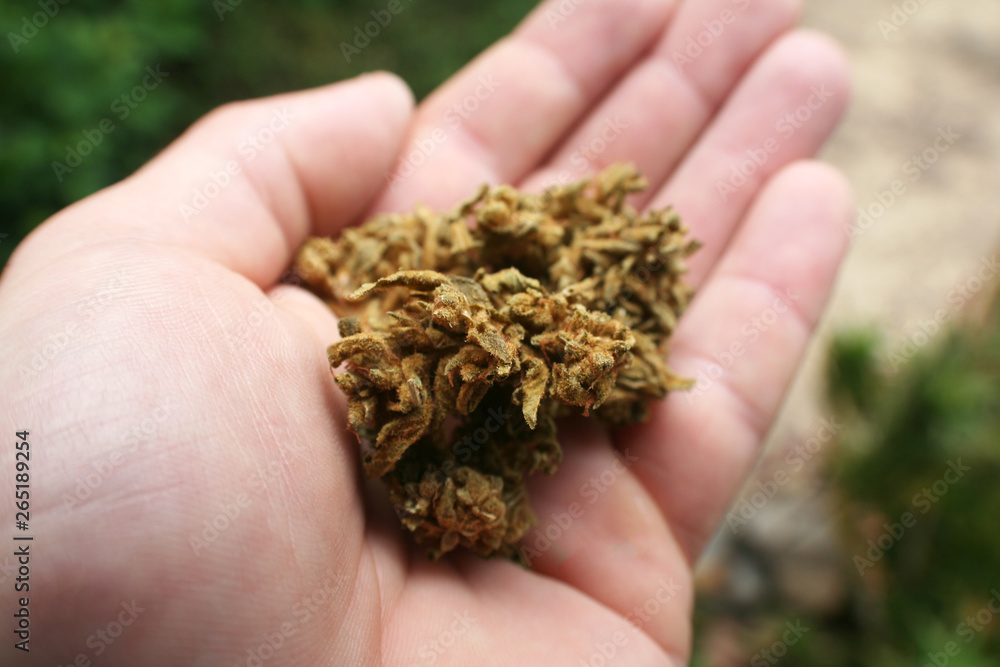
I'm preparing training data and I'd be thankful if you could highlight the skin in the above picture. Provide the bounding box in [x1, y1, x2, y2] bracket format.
[0, 0, 852, 664]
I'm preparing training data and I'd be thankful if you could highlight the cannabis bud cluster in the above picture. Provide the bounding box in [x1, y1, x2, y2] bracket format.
[295, 164, 700, 561]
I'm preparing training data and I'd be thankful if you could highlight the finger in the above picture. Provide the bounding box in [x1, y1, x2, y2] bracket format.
[622, 160, 854, 561]
[8, 73, 413, 288]
[521, 420, 694, 661]
[520, 0, 801, 193]
[512, 161, 850, 656]
[374, 0, 677, 211]
[649, 30, 851, 285]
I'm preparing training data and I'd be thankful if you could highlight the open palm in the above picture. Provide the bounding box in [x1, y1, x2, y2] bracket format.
[0, 0, 852, 664]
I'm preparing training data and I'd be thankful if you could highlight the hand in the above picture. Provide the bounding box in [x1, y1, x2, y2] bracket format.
[0, 0, 851, 664]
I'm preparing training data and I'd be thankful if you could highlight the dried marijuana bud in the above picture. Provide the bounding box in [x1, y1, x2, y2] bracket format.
[295, 164, 701, 562]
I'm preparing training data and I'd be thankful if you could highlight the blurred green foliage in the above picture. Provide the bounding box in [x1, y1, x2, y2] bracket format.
[0, 0, 539, 271]
[822, 294, 1000, 665]
[721, 291, 1000, 665]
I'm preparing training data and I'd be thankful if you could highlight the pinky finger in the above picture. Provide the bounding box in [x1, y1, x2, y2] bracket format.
[620, 160, 854, 561]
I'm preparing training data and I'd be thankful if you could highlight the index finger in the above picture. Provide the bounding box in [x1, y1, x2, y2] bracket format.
[374, 0, 677, 212]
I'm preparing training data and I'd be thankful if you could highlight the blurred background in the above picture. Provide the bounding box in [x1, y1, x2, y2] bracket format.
[2, 0, 998, 664]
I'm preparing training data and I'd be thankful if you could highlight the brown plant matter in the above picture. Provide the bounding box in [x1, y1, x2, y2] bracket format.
[295, 164, 701, 562]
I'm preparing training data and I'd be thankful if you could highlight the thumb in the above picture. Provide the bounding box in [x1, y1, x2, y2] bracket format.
[10, 72, 414, 288]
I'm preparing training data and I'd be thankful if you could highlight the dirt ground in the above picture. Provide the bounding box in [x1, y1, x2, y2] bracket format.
[782, 0, 1000, 443]
[695, 0, 1000, 638]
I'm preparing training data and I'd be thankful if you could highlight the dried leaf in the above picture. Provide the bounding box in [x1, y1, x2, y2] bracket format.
[295, 164, 699, 561]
